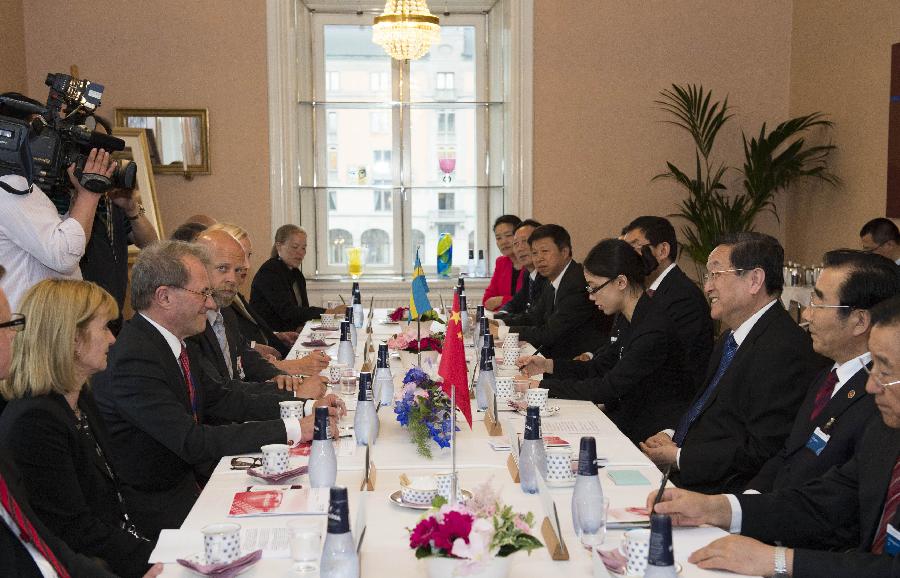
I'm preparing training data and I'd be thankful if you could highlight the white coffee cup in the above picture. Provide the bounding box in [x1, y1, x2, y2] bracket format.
[279, 400, 305, 420]
[320, 313, 336, 329]
[202, 523, 241, 565]
[621, 528, 651, 575]
[328, 363, 347, 384]
[502, 332, 520, 350]
[525, 387, 549, 410]
[260, 443, 290, 475]
[501, 347, 519, 368]
[309, 330, 326, 342]
[545, 447, 575, 484]
[434, 472, 462, 502]
[495, 376, 515, 400]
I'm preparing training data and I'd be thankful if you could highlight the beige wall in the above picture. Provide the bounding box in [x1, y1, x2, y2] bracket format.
[20, 0, 272, 270]
[785, 0, 900, 262]
[0, 0, 26, 92]
[532, 0, 794, 264]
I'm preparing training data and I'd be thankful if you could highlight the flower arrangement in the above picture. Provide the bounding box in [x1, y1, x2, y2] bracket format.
[388, 306, 409, 322]
[388, 306, 446, 324]
[408, 480, 542, 573]
[394, 368, 456, 458]
[387, 332, 445, 353]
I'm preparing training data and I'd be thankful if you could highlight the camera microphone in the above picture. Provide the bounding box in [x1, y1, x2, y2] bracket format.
[87, 131, 125, 152]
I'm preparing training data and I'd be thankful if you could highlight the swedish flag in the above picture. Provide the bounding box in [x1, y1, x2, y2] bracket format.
[409, 248, 432, 320]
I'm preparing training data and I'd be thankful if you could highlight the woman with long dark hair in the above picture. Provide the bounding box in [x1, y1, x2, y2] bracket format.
[518, 238, 694, 443]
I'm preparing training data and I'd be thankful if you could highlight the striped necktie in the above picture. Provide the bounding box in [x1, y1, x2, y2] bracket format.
[809, 369, 839, 422]
[212, 311, 233, 378]
[872, 455, 900, 554]
[178, 345, 200, 423]
[673, 332, 738, 446]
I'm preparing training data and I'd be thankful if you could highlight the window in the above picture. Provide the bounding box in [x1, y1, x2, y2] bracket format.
[438, 192, 455, 211]
[372, 150, 391, 177]
[369, 71, 389, 92]
[361, 228, 390, 265]
[328, 190, 337, 211]
[326, 70, 340, 92]
[329, 229, 352, 264]
[437, 223, 456, 238]
[374, 190, 391, 211]
[369, 111, 389, 134]
[411, 229, 425, 253]
[327, 111, 338, 137]
[436, 72, 455, 90]
[437, 112, 456, 139]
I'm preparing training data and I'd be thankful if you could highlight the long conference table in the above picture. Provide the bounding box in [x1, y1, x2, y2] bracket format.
[154, 309, 751, 577]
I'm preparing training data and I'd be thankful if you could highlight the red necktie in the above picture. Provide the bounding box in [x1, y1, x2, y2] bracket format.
[809, 369, 839, 422]
[178, 345, 199, 423]
[872, 455, 900, 554]
[0, 472, 71, 578]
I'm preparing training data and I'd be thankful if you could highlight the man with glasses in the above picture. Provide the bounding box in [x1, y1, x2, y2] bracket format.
[649, 294, 900, 578]
[860, 218, 900, 265]
[621, 216, 714, 386]
[641, 232, 826, 493]
[92, 241, 343, 539]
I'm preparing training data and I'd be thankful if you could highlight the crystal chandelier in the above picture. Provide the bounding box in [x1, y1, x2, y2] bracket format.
[373, 0, 441, 61]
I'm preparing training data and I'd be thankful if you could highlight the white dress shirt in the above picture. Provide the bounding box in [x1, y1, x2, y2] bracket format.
[649, 263, 677, 292]
[0, 506, 57, 577]
[0, 175, 85, 310]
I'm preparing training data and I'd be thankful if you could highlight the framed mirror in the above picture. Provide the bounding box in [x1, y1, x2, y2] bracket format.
[115, 108, 210, 175]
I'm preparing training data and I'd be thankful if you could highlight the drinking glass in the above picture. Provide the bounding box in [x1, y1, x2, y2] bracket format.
[340, 369, 357, 397]
[287, 518, 322, 573]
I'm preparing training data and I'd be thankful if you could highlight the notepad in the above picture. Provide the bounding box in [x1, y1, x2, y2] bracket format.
[607, 469, 651, 486]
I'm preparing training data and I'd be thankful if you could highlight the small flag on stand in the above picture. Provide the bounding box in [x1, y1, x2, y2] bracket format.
[438, 289, 473, 428]
[409, 248, 432, 320]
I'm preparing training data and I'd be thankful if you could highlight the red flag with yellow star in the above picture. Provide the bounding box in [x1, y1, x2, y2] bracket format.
[438, 289, 472, 427]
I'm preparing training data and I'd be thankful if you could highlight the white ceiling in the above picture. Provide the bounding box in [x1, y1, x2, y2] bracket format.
[299, 0, 500, 14]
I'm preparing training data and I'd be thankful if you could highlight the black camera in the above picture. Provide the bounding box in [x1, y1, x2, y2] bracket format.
[0, 73, 137, 196]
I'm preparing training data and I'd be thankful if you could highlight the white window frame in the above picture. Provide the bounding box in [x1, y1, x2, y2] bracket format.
[266, 0, 533, 276]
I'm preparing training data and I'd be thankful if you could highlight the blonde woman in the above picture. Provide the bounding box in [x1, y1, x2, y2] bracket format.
[0, 279, 155, 578]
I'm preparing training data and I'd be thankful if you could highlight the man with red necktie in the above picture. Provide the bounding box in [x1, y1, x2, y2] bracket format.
[649, 293, 900, 578]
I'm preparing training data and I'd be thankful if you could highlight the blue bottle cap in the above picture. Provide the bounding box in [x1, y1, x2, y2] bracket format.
[345, 307, 353, 322]
[648, 513, 675, 566]
[577, 437, 598, 476]
[524, 406, 541, 440]
[458, 276, 465, 291]
[357, 372, 373, 401]
[475, 304, 484, 317]
[458, 293, 467, 311]
[351, 281, 360, 296]
[327, 487, 350, 534]
[377, 343, 389, 367]
[313, 406, 330, 441]
[339, 320, 351, 341]
[479, 350, 494, 371]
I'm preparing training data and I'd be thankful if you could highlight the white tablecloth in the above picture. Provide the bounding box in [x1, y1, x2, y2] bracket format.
[157, 308, 747, 577]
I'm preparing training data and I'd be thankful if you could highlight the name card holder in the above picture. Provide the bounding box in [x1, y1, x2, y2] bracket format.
[506, 428, 520, 482]
[537, 473, 569, 561]
[484, 392, 503, 436]
[359, 443, 377, 491]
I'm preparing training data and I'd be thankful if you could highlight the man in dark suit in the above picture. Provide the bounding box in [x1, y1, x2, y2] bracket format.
[747, 251, 898, 496]
[228, 292, 292, 357]
[0, 275, 142, 577]
[92, 241, 343, 538]
[650, 294, 900, 578]
[622, 216, 714, 386]
[494, 224, 609, 360]
[498, 219, 544, 316]
[641, 232, 826, 494]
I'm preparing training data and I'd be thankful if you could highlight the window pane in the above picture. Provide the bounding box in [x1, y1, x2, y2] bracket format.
[324, 25, 391, 101]
[410, 188, 477, 271]
[324, 106, 393, 186]
[326, 189, 394, 267]
[408, 108, 476, 186]
[409, 27, 476, 102]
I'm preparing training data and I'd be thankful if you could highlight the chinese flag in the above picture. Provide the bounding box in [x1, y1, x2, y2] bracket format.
[438, 289, 472, 428]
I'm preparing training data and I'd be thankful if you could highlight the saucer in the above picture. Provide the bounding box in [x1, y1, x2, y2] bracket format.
[545, 477, 576, 488]
[388, 489, 472, 510]
[177, 549, 262, 577]
[246, 465, 308, 483]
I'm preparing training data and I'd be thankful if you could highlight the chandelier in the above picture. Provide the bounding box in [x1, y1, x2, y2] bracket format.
[373, 0, 441, 61]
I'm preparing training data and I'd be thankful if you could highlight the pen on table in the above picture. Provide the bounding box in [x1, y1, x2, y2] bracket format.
[339, 294, 346, 305]
[246, 485, 303, 491]
[651, 464, 672, 511]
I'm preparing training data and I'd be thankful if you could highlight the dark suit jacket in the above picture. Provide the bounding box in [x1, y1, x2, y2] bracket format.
[506, 261, 610, 360]
[672, 302, 827, 494]
[0, 450, 118, 578]
[228, 292, 291, 358]
[0, 392, 154, 578]
[651, 265, 714, 387]
[221, 306, 284, 381]
[544, 295, 694, 444]
[92, 314, 292, 538]
[188, 318, 287, 388]
[739, 419, 900, 578]
[250, 257, 325, 332]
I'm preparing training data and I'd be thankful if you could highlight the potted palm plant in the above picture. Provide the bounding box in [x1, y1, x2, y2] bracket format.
[654, 84, 839, 274]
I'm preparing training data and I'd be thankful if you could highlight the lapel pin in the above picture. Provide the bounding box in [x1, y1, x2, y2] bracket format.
[848, 390, 856, 399]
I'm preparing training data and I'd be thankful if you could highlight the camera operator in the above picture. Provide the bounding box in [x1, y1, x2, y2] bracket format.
[0, 92, 115, 310]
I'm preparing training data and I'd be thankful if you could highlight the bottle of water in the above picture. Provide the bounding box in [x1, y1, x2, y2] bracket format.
[351, 283, 363, 329]
[344, 309, 357, 349]
[475, 345, 495, 410]
[571, 436, 606, 547]
[373, 343, 393, 407]
[337, 321, 355, 367]
[457, 275, 465, 293]
[320, 487, 359, 578]
[644, 514, 679, 577]
[467, 250, 476, 277]
[475, 249, 487, 277]
[353, 372, 378, 446]
[308, 407, 337, 488]
[519, 406, 547, 494]
[458, 291, 469, 336]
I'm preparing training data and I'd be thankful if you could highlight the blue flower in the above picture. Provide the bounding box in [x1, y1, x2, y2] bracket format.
[403, 367, 428, 386]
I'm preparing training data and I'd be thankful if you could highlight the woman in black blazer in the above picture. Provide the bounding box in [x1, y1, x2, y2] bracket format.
[518, 239, 694, 444]
[0, 279, 154, 578]
[249, 224, 345, 332]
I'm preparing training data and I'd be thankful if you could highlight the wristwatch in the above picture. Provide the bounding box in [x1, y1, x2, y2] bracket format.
[126, 203, 145, 221]
[772, 546, 789, 578]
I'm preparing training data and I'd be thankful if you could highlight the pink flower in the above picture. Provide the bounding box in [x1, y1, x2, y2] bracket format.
[387, 333, 411, 350]
[431, 510, 474, 551]
[450, 518, 494, 563]
[409, 517, 439, 550]
[513, 515, 531, 534]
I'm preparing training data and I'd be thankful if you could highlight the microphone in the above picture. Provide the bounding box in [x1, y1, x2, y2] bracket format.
[87, 130, 125, 152]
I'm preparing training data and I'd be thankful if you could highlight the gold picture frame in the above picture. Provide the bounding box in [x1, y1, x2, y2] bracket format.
[110, 127, 164, 240]
[114, 108, 210, 175]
